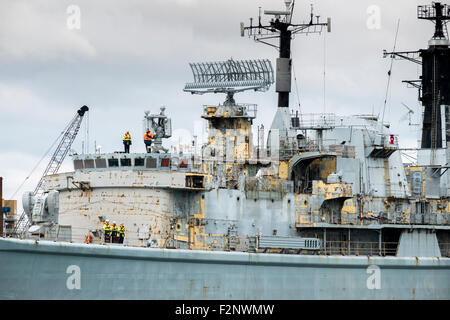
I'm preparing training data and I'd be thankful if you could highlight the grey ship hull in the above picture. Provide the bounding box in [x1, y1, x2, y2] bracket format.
[1, 238, 449, 300]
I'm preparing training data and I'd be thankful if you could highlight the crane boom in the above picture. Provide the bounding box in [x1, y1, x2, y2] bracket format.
[33, 105, 89, 196]
[12, 105, 89, 237]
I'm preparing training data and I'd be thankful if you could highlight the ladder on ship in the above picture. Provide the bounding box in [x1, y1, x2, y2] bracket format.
[383, 158, 391, 197]
[11, 106, 89, 237]
[30, 197, 45, 220]
[444, 21, 449, 40]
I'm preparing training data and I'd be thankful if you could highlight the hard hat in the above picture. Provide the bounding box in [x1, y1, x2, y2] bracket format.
[113, 221, 116, 224]
[106, 219, 109, 222]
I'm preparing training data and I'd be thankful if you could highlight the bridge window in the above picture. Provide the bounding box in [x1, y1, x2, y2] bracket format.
[73, 160, 84, 170]
[161, 158, 170, 167]
[134, 158, 145, 167]
[108, 158, 119, 167]
[95, 158, 107, 168]
[179, 159, 188, 168]
[120, 158, 131, 167]
[84, 159, 95, 168]
[146, 157, 157, 168]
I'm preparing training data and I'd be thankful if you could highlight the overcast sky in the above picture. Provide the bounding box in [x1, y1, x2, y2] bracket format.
[0, 0, 438, 206]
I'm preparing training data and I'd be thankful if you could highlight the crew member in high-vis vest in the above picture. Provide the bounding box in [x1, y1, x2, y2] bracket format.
[110, 221, 118, 240]
[143, 129, 154, 153]
[103, 220, 111, 240]
[123, 131, 132, 153]
[118, 223, 125, 244]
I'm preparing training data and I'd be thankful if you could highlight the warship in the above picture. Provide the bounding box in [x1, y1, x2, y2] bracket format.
[0, 1, 449, 300]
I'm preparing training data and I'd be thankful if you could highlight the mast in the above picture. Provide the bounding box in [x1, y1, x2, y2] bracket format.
[240, 1, 331, 159]
[241, 0, 331, 109]
[418, 2, 450, 149]
[384, 2, 450, 150]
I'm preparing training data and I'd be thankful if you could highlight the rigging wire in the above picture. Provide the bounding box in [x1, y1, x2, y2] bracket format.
[415, 60, 422, 145]
[292, 61, 302, 119]
[401, 151, 417, 162]
[86, 110, 89, 154]
[83, 110, 89, 154]
[290, 27, 303, 125]
[381, 19, 401, 125]
[288, 0, 295, 24]
[323, 27, 327, 113]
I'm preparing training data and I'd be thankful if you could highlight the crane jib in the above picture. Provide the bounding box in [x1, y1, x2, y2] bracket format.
[12, 105, 89, 236]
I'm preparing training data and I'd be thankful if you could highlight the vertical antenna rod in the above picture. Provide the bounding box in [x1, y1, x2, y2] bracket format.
[381, 19, 401, 125]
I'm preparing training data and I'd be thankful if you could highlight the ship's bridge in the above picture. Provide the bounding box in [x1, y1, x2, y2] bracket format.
[71, 152, 200, 172]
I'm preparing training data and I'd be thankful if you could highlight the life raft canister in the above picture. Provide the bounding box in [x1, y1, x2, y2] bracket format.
[389, 134, 395, 145]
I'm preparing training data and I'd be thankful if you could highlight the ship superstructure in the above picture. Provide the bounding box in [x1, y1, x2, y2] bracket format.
[1, 1, 449, 300]
[15, 0, 450, 256]
[18, 1, 450, 256]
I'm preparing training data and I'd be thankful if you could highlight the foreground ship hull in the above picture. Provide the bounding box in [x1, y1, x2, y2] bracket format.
[1, 238, 449, 300]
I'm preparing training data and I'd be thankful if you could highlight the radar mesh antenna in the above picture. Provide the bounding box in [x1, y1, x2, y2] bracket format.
[184, 58, 274, 96]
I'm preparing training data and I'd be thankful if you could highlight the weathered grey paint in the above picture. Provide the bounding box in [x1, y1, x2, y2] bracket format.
[397, 229, 442, 257]
[0, 238, 448, 300]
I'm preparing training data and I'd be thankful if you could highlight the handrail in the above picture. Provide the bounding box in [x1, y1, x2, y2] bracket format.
[7, 229, 450, 258]
[323, 240, 398, 256]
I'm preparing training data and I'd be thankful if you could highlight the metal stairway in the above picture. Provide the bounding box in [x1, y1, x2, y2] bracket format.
[430, 57, 439, 151]
[30, 197, 45, 222]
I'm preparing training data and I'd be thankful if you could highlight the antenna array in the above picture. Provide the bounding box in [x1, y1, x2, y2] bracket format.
[184, 59, 274, 95]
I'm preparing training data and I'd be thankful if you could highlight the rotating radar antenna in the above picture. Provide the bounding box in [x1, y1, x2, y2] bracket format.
[184, 58, 274, 105]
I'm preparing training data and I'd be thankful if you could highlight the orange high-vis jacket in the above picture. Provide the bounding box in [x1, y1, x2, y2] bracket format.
[144, 131, 154, 140]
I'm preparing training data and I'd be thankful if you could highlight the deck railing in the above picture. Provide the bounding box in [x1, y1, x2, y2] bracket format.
[9, 230, 450, 258]
[323, 241, 399, 256]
